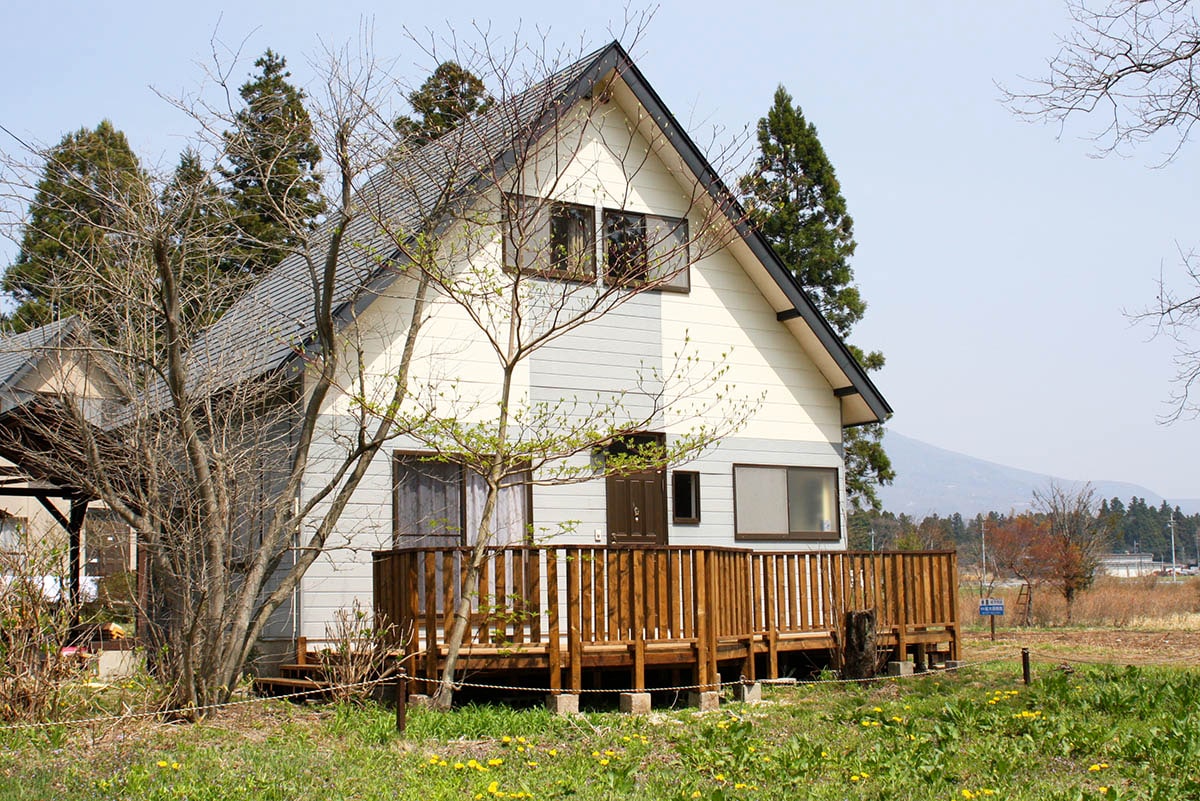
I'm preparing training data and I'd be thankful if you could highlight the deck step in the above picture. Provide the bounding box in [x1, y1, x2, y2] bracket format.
[278, 662, 327, 678]
[253, 675, 333, 698]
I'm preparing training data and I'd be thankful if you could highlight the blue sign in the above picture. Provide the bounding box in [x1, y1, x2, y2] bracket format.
[979, 598, 1005, 616]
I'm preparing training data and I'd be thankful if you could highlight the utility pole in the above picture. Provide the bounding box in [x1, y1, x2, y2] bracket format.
[980, 517, 987, 597]
[1169, 510, 1178, 582]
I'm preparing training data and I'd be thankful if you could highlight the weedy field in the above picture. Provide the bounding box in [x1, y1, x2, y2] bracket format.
[1, 647, 1198, 801]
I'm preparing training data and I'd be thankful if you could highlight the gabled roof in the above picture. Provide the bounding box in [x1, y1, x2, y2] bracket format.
[162, 41, 892, 425]
[0, 317, 79, 415]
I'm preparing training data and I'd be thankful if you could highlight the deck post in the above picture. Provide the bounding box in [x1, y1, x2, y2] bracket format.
[632, 550, 646, 692]
[893, 553, 909, 664]
[694, 549, 710, 690]
[546, 548, 562, 693]
[947, 551, 961, 661]
[566, 550, 582, 692]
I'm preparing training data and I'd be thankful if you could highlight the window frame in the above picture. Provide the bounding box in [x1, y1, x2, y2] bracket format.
[602, 209, 690, 292]
[732, 463, 840, 542]
[503, 194, 597, 281]
[671, 469, 701, 525]
[392, 451, 535, 546]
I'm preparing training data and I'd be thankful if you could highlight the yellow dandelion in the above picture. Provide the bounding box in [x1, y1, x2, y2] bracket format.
[454, 762, 466, 770]
[547, 748, 558, 756]
[850, 775, 861, 782]
[604, 749, 616, 757]
[488, 758, 504, 766]
[873, 706, 882, 712]
[599, 758, 610, 766]
[171, 763, 180, 770]
[526, 761, 538, 768]
[691, 792, 702, 799]
[156, 761, 168, 768]
[962, 790, 976, 800]
[715, 773, 726, 782]
[502, 735, 512, 743]
[516, 736, 527, 744]
[487, 780, 500, 795]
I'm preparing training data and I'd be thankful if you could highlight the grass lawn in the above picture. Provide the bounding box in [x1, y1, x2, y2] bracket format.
[2, 657, 1198, 800]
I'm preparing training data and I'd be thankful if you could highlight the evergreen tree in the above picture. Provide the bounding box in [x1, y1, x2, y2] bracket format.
[3, 120, 143, 331]
[741, 86, 893, 510]
[223, 50, 325, 276]
[394, 61, 492, 145]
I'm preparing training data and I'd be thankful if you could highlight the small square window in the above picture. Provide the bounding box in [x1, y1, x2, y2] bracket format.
[672, 470, 701, 524]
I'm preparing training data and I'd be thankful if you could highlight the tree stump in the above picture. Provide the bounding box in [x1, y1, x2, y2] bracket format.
[842, 609, 877, 680]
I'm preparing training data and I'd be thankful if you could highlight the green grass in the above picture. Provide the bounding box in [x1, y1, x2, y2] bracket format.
[2, 662, 1199, 800]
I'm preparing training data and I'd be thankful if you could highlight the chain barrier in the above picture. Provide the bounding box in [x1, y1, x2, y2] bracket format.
[1, 648, 1191, 736]
[1026, 649, 1200, 667]
[0, 678, 385, 734]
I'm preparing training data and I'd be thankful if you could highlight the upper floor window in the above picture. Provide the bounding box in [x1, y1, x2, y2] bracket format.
[504, 194, 689, 291]
[504, 195, 595, 280]
[604, 210, 690, 291]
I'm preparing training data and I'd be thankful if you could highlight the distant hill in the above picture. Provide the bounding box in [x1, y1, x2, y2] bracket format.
[876, 431, 1199, 517]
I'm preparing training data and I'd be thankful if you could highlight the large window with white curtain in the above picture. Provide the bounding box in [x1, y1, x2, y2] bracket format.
[393, 453, 531, 547]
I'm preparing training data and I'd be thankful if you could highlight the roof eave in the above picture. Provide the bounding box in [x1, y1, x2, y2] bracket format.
[604, 43, 892, 426]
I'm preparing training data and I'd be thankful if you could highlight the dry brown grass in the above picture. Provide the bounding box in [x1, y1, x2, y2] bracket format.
[959, 575, 1200, 628]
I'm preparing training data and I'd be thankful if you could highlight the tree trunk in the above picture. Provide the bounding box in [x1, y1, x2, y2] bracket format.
[842, 609, 877, 680]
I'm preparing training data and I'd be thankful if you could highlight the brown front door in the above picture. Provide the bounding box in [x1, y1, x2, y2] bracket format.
[606, 469, 667, 546]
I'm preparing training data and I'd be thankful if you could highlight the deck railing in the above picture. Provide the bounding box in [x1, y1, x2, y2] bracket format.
[373, 545, 958, 691]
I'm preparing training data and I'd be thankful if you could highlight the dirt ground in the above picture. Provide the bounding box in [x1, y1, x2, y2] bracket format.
[959, 622, 1200, 667]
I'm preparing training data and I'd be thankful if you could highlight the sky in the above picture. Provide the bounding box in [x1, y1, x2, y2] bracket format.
[1, 2, 1197, 498]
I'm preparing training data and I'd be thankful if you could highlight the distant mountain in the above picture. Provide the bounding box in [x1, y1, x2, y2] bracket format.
[876, 431, 1198, 517]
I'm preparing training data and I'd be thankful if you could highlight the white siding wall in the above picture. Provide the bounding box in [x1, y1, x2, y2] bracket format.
[297, 84, 852, 636]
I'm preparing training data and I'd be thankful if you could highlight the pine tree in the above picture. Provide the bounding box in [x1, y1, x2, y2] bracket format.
[3, 120, 143, 331]
[394, 61, 492, 145]
[223, 50, 325, 275]
[741, 86, 893, 511]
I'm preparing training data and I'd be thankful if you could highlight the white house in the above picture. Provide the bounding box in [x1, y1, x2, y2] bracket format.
[0, 43, 894, 662]
[255, 42, 891, 643]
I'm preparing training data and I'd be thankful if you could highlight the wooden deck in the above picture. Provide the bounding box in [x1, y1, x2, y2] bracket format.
[373, 546, 959, 693]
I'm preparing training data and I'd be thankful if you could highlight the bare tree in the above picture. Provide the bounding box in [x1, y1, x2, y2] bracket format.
[1033, 482, 1114, 621]
[0, 41, 439, 714]
[1005, 0, 1200, 418]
